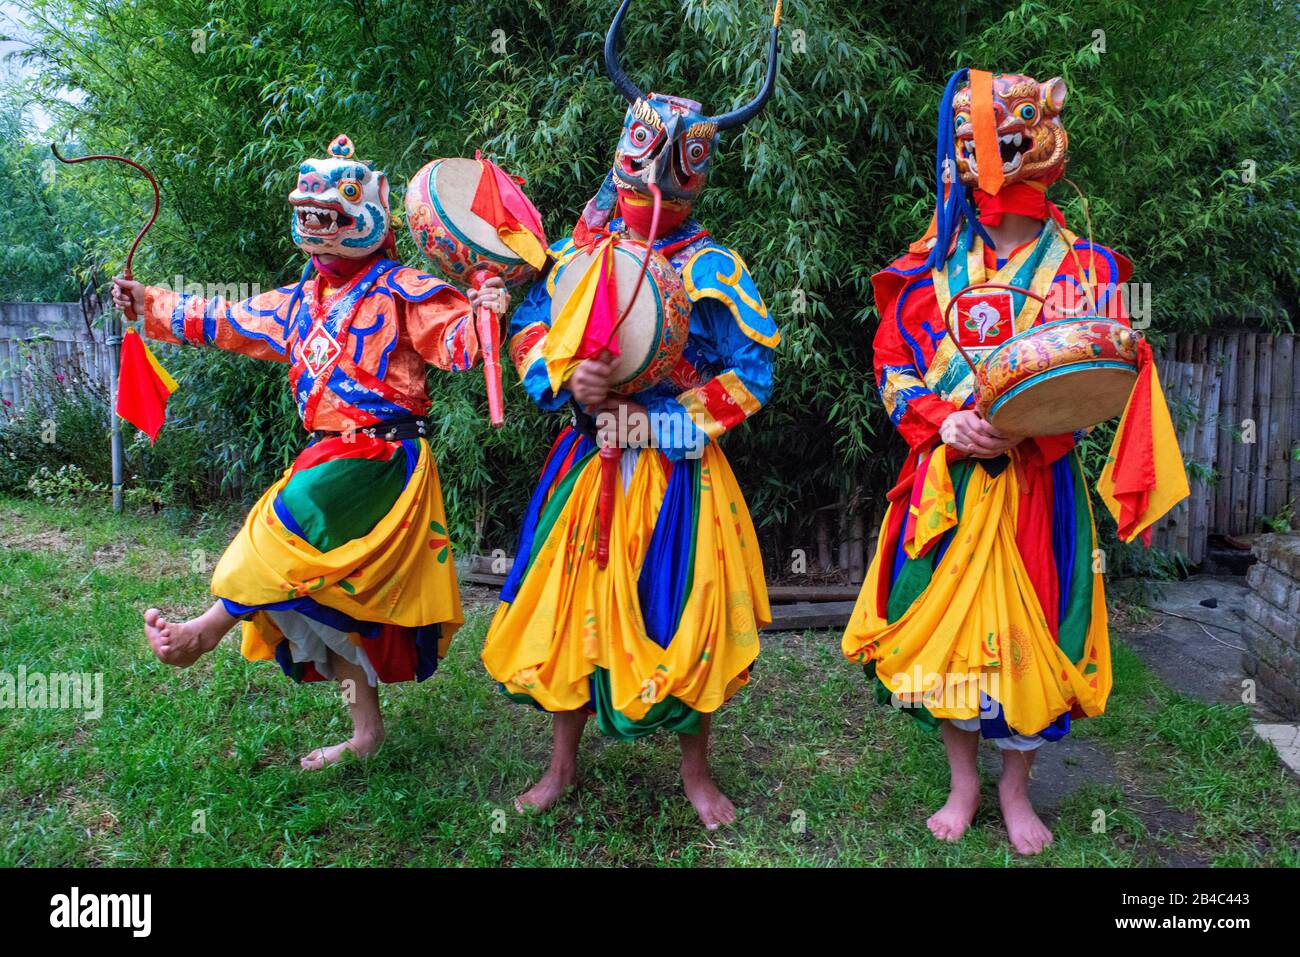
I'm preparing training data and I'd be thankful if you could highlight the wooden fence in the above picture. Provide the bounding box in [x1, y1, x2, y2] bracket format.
[0, 302, 111, 411]
[1151, 331, 1299, 562]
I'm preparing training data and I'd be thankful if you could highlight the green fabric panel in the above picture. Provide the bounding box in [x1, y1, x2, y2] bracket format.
[590, 667, 702, 740]
[885, 459, 974, 625]
[1057, 451, 1094, 663]
[675, 460, 702, 629]
[279, 452, 407, 553]
[498, 670, 703, 740]
[524, 448, 597, 574]
[864, 660, 940, 732]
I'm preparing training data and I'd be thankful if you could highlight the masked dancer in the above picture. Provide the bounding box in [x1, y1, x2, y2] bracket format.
[481, 1, 782, 829]
[842, 71, 1187, 854]
[114, 135, 510, 769]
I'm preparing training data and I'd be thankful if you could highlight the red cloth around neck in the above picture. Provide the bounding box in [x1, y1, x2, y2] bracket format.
[312, 249, 381, 285]
[617, 189, 690, 241]
[972, 181, 1065, 229]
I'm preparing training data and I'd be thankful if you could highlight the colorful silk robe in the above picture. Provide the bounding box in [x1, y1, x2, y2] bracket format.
[142, 256, 479, 684]
[842, 220, 1131, 740]
[481, 218, 778, 739]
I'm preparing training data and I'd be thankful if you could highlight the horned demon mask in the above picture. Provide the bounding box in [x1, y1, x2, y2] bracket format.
[603, 0, 780, 203]
[289, 135, 392, 258]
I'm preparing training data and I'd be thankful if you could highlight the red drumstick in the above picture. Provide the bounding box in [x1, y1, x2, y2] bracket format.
[596, 440, 619, 568]
[471, 268, 505, 428]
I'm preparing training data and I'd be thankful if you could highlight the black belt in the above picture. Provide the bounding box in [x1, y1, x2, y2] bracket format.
[309, 415, 429, 444]
[571, 404, 599, 442]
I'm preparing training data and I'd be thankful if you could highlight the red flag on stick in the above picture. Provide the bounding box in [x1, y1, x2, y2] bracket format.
[116, 328, 177, 444]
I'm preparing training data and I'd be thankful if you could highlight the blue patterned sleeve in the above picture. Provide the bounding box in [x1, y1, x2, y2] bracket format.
[507, 274, 572, 412]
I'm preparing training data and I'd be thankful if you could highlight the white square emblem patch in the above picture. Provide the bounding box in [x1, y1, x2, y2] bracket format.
[300, 323, 342, 377]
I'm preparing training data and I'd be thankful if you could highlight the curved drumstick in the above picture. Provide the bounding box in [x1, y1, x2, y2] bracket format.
[595, 182, 662, 569]
[50, 145, 160, 322]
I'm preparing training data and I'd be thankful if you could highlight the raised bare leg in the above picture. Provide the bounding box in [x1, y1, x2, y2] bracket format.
[999, 746, 1053, 855]
[679, 713, 736, 830]
[145, 600, 235, 667]
[300, 651, 385, 770]
[927, 721, 981, 842]
[515, 709, 588, 813]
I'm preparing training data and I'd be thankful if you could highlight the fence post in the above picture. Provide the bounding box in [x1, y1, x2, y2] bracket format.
[105, 309, 123, 513]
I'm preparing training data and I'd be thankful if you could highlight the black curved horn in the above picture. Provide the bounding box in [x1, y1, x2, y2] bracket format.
[710, 24, 780, 131]
[604, 0, 644, 104]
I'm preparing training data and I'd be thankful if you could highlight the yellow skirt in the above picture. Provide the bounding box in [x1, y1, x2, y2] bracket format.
[482, 429, 768, 737]
[842, 452, 1110, 737]
[211, 435, 462, 683]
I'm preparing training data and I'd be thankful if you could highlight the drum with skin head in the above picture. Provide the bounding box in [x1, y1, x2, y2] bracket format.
[404, 157, 539, 289]
[405, 156, 544, 427]
[946, 283, 1142, 438]
[978, 317, 1141, 436]
[549, 239, 693, 395]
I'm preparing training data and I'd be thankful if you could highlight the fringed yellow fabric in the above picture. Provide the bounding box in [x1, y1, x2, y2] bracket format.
[842, 455, 1111, 735]
[482, 444, 768, 719]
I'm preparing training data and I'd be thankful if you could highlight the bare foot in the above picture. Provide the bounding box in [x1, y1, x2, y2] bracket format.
[144, 607, 225, 668]
[300, 730, 383, 771]
[681, 765, 737, 830]
[999, 774, 1053, 855]
[514, 764, 576, 813]
[927, 780, 980, 843]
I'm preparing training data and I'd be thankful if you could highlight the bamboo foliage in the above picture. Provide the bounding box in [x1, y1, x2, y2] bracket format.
[6, 0, 1297, 557]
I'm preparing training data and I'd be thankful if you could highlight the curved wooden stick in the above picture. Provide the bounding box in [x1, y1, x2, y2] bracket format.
[50, 145, 161, 322]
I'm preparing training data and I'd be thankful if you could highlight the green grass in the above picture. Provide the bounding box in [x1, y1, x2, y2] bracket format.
[2, 494, 1298, 866]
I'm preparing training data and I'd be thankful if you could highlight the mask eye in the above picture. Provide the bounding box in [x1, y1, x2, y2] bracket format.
[955, 113, 970, 128]
[629, 122, 653, 148]
[1016, 104, 1037, 122]
[685, 140, 709, 167]
[339, 180, 362, 202]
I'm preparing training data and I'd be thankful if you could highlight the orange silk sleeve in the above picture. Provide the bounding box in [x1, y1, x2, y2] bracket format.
[399, 278, 481, 373]
[142, 284, 294, 362]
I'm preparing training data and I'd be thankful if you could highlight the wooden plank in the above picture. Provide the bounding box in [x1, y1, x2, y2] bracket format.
[768, 585, 863, 603]
[1214, 334, 1239, 535]
[764, 601, 857, 632]
[1160, 357, 1188, 552]
[461, 561, 864, 606]
[1177, 352, 1203, 560]
[1254, 336, 1274, 531]
[1292, 337, 1300, 511]
[0, 339, 11, 409]
[461, 571, 506, 588]
[1232, 333, 1257, 535]
[1266, 334, 1293, 519]
[10, 340, 23, 410]
[1195, 337, 1221, 564]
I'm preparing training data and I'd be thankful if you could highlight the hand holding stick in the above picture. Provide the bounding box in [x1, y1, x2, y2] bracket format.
[467, 270, 509, 427]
